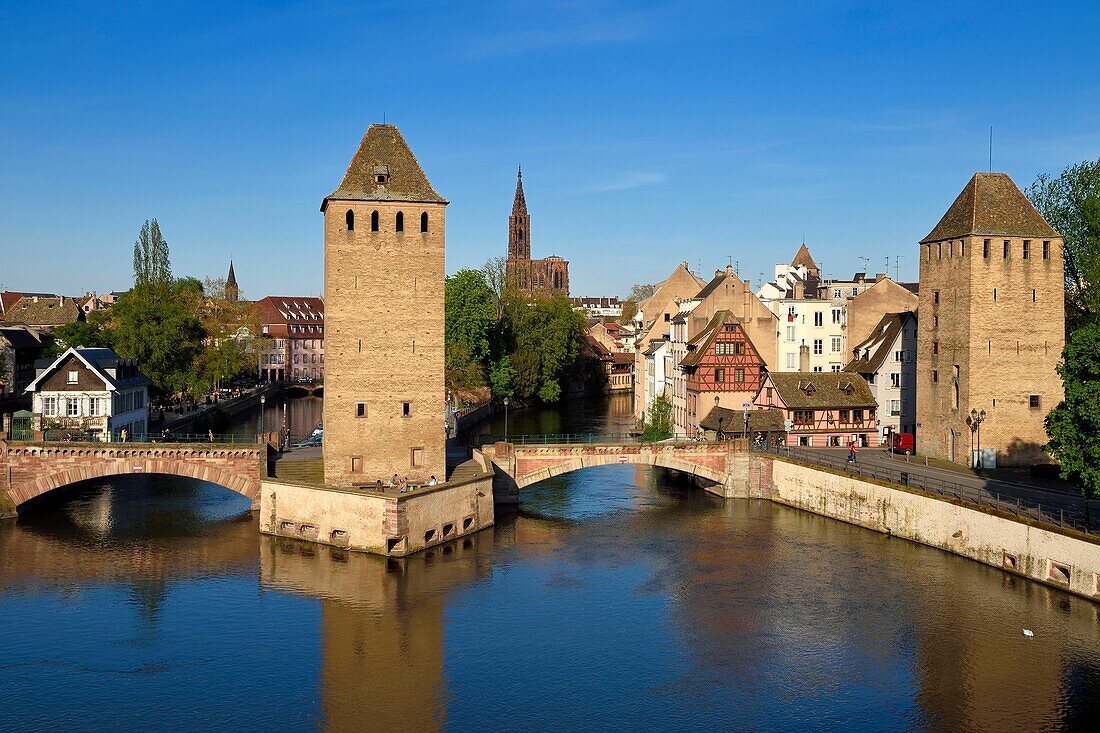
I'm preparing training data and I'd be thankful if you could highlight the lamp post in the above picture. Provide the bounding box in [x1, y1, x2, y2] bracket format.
[742, 401, 750, 444]
[259, 395, 266, 443]
[967, 408, 987, 473]
[503, 397, 510, 441]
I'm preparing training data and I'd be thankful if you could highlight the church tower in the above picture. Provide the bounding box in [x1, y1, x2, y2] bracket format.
[508, 168, 531, 260]
[321, 125, 448, 486]
[225, 260, 239, 302]
[916, 172, 1064, 466]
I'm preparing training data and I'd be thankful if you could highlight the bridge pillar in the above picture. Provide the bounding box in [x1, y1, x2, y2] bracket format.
[0, 441, 17, 519]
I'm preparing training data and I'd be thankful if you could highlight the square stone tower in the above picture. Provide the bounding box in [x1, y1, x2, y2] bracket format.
[321, 125, 448, 486]
[916, 172, 1064, 466]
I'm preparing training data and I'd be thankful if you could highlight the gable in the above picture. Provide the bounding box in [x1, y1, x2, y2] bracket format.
[39, 355, 109, 392]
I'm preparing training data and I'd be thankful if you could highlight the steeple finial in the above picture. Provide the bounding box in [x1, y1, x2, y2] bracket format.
[512, 166, 527, 215]
[226, 259, 239, 301]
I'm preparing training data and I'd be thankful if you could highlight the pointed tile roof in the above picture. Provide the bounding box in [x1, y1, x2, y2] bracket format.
[323, 124, 446, 209]
[791, 243, 818, 270]
[920, 172, 1058, 243]
[226, 260, 237, 289]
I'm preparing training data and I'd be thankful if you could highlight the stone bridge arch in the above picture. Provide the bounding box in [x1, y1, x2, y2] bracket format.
[1, 441, 266, 517]
[478, 440, 749, 502]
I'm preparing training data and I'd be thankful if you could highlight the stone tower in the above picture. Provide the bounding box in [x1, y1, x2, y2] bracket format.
[916, 172, 1064, 466]
[508, 168, 531, 260]
[321, 124, 448, 486]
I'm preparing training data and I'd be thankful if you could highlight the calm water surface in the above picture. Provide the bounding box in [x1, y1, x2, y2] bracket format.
[2, 395, 1099, 732]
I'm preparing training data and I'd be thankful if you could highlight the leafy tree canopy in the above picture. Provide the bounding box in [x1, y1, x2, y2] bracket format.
[1044, 320, 1100, 515]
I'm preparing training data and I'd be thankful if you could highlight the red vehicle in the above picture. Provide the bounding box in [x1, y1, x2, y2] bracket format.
[891, 432, 914, 455]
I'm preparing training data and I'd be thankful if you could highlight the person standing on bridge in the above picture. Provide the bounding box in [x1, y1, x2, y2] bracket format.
[208, 429, 214, 443]
[120, 428, 127, 443]
[848, 440, 858, 463]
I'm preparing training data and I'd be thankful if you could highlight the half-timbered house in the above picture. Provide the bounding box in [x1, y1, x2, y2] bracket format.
[753, 371, 877, 447]
[678, 310, 768, 436]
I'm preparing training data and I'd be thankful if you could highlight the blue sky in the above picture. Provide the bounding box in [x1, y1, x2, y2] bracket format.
[2, 1, 1099, 298]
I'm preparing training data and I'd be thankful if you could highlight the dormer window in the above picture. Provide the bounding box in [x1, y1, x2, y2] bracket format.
[373, 165, 390, 186]
[376, 175, 386, 184]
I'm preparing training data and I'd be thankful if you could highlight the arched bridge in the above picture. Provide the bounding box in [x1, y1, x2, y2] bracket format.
[0, 440, 267, 518]
[479, 436, 754, 502]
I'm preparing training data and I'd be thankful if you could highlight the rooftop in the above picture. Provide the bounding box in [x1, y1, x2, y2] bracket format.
[324, 124, 447, 208]
[921, 172, 1059, 243]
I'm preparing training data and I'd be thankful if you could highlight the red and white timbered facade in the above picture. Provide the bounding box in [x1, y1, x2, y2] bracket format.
[680, 311, 767, 435]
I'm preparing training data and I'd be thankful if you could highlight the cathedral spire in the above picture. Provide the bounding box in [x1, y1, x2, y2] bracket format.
[508, 166, 531, 260]
[512, 166, 527, 216]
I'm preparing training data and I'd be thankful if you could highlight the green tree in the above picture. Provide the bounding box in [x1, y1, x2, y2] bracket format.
[445, 269, 495, 363]
[641, 390, 673, 441]
[1044, 320, 1100, 524]
[110, 221, 206, 397]
[1027, 160, 1100, 326]
[46, 312, 113, 357]
[619, 299, 638, 324]
[488, 355, 516, 399]
[132, 219, 172, 298]
[627, 283, 656, 303]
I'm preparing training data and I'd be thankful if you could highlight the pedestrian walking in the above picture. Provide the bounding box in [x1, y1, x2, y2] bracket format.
[848, 440, 858, 463]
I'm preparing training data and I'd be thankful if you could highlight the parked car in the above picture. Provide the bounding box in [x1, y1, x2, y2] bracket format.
[890, 432, 914, 455]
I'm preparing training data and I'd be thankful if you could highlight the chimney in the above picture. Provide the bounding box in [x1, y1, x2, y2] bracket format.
[799, 343, 810, 371]
[725, 264, 734, 276]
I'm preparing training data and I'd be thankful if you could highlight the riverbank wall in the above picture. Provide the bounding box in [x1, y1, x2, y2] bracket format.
[156, 384, 283, 434]
[746, 455, 1100, 602]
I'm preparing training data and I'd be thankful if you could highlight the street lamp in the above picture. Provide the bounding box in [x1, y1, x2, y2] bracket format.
[742, 401, 750, 443]
[967, 408, 987, 473]
[503, 397, 510, 441]
[259, 394, 266, 442]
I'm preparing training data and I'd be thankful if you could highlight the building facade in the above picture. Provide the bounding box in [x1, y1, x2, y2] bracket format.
[844, 311, 917, 444]
[25, 347, 150, 440]
[505, 169, 569, 296]
[322, 124, 447, 486]
[678, 311, 768, 436]
[754, 371, 877, 447]
[254, 296, 325, 383]
[916, 172, 1064, 466]
[0, 325, 48, 401]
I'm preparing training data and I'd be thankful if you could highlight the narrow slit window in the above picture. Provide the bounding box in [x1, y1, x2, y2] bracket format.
[345, 209, 354, 230]
[1043, 240, 1050, 260]
[983, 239, 990, 258]
[371, 210, 379, 231]
[402, 402, 411, 417]
[396, 211, 404, 232]
[420, 212, 429, 232]
[1023, 240, 1030, 259]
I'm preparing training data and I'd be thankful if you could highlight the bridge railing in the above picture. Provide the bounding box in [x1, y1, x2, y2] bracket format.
[41, 431, 255, 445]
[495, 432, 705, 445]
[751, 442, 1094, 535]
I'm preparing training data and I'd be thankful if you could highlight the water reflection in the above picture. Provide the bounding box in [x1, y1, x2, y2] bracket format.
[1, 425, 1099, 730]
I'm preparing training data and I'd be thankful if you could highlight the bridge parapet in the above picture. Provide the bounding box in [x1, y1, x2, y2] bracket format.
[480, 438, 751, 500]
[1, 439, 267, 516]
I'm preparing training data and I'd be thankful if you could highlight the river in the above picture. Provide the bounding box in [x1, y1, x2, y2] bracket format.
[1, 394, 1099, 732]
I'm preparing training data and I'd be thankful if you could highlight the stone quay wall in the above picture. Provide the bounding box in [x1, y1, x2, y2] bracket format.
[259, 458, 494, 557]
[752, 456, 1100, 602]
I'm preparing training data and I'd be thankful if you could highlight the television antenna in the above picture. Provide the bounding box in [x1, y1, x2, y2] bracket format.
[858, 256, 870, 272]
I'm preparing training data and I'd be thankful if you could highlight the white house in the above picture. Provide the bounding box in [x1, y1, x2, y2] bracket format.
[843, 311, 918, 444]
[25, 347, 151, 440]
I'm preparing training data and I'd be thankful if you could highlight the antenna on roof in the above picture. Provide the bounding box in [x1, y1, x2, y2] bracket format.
[734, 261, 740, 277]
[858, 256, 870, 272]
[894, 255, 903, 281]
[989, 125, 993, 172]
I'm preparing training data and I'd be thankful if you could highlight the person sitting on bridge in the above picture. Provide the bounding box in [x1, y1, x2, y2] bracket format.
[387, 473, 399, 488]
[428, 475, 439, 486]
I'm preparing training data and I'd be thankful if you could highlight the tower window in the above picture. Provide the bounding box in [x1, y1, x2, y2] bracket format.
[932, 370, 938, 383]
[960, 239, 965, 257]
[993, 288, 997, 302]
[932, 341, 938, 355]
[519, 229, 524, 241]
[937, 243, 942, 259]
[1043, 240, 1050, 260]
[345, 210, 354, 231]
[376, 174, 386, 184]
[402, 402, 411, 417]
[396, 211, 404, 232]
[420, 212, 429, 232]
[1003, 240, 1009, 258]
[933, 290, 940, 305]
[356, 402, 366, 418]
[1023, 240, 1030, 259]
[1029, 395, 1041, 409]
[983, 239, 990, 258]
[371, 210, 379, 231]
[1032, 289, 1036, 302]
